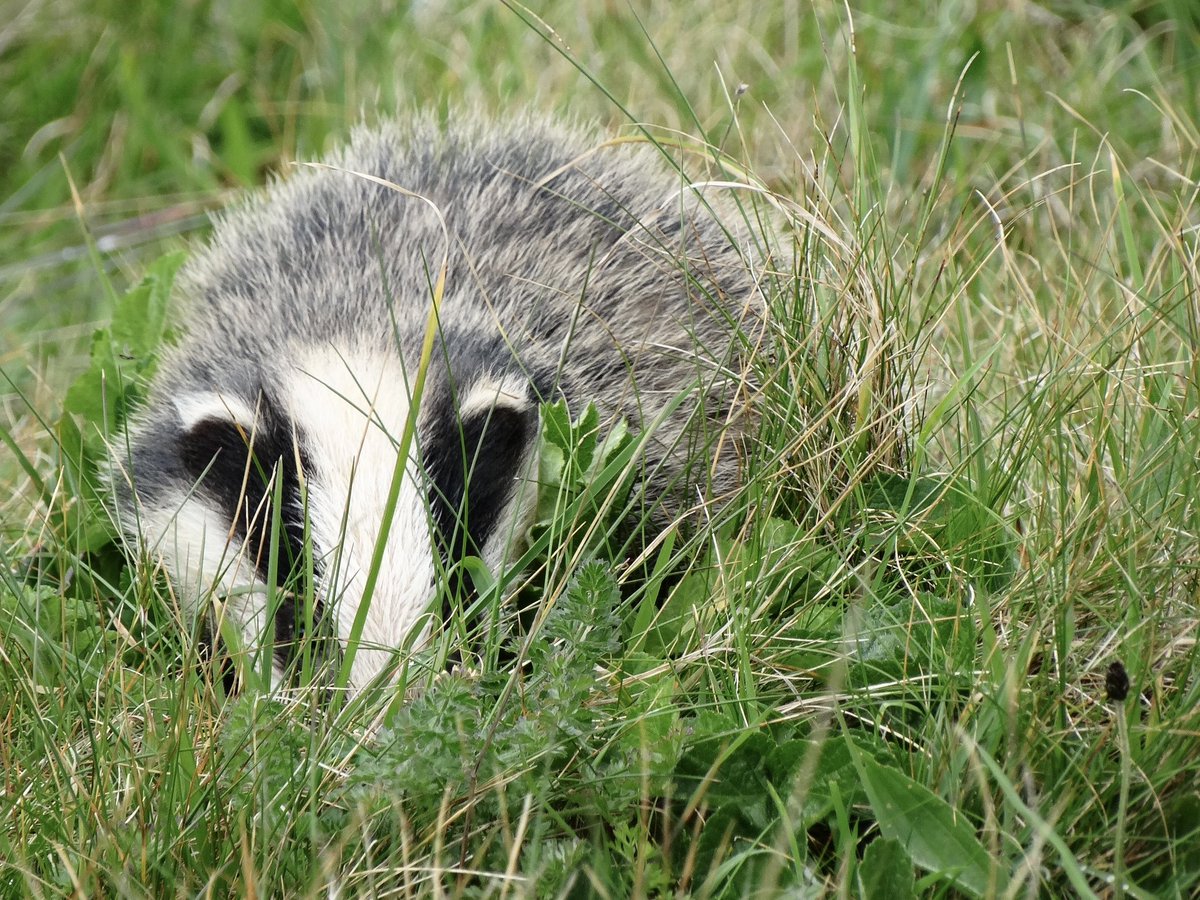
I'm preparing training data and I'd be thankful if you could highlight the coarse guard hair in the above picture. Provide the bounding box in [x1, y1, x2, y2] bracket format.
[110, 112, 769, 691]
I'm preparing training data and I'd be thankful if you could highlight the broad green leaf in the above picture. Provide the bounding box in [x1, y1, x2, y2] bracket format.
[110, 250, 179, 356]
[858, 838, 916, 900]
[767, 734, 875, 825]
[851, 752, 1005, 898]
[62, 327, 122, 429]
[573, 401, 600, 475]
[63, 251, 183, 432]
[860, 472, 1015, 593]
[692, 805, 753, 884]
[538, 440, 566, 487]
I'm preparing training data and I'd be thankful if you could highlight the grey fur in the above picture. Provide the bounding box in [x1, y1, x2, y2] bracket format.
[111, 112, 768, 688]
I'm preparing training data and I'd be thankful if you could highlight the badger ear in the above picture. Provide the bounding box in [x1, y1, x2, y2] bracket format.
[459, 387, 535, 495]
[173, 392, 258, 433]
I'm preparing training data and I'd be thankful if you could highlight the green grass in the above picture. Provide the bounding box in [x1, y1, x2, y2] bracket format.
[4, 0, 1200, 896]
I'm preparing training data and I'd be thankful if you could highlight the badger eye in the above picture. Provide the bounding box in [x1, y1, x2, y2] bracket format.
[176, 408, 329, 682]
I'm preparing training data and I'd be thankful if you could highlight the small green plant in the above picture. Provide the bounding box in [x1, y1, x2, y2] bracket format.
[57, 251, 184, 554]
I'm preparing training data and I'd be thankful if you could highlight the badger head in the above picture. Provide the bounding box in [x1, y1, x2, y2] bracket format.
[114, 345, 542, 691]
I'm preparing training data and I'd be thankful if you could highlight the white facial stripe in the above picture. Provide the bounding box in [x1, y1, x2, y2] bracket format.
[284, 347, 435, 688]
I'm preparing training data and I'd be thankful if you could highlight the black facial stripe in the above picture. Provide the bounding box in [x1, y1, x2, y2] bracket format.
[425, 399, 534, 567]
[177, 403, 331, 678]
[426, 394, 533, 655]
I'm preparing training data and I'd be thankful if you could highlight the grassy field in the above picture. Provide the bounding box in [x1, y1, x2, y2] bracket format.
[3, 0, 1199, 896]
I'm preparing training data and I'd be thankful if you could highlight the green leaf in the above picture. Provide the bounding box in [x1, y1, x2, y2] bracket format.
[540, 399, 574, 455]
[676, 725, 780, 833]
[613, 673, 680, 780]
[0, 584, 118, 694]
[641, 529, 734, 653]
[573, 401, 600, 475]
[850, 751, 1005, 898]
[538, 440, 566, 488]
[861, 472, 1015, 593]
[692, 805, 753, 884]
[767, 734, 875, 826]
[859, 838, 916, 900]
[111, 251, 178, 355]
[538, 559, 622, 658]
[62, 327, 122, 428]
[53, 252, 185, 553]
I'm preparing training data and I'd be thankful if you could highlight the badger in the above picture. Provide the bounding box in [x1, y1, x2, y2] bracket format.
[110, 112, 768, 691]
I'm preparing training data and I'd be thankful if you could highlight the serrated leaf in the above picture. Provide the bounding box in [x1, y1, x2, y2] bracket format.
[676, 728, 776, 829]
[573, 401, 600, 475]
[851, 752, 1005, 897]
[861, 472, 1015, 593]
[62, 251, 183, 436]
[62, 329, 121, 426]
[767, 734, 875, 825]
[540, 399, 574, 454]
[692, 805, 752, 883]
[615, 674, 680, 778]
[540, 560, 621, 656]
[109, 252, 179, 356]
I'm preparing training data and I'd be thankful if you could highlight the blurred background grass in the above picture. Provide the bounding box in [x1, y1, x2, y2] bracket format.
[4, 0, 1193, 376]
